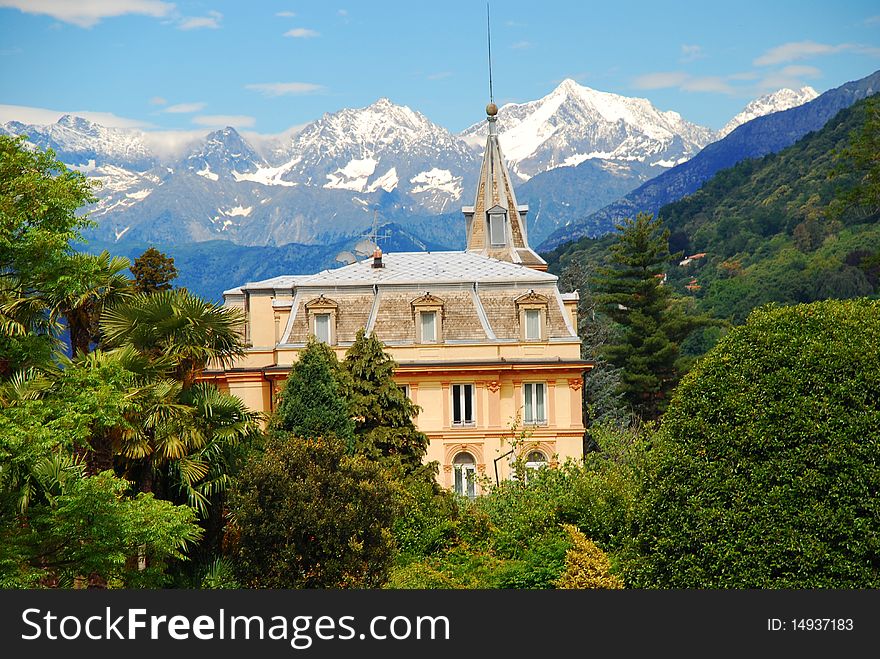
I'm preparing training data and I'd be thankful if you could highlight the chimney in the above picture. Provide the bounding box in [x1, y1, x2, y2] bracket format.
[372, 247, 384, 269]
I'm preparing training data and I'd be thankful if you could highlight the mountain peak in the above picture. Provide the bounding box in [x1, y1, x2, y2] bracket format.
[718, 87, 819, 138]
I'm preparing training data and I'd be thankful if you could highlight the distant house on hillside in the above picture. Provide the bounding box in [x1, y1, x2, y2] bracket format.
[204, 102, 592, 496]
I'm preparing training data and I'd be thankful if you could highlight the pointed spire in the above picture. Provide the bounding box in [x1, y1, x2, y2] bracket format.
[462, 103, 547, 270]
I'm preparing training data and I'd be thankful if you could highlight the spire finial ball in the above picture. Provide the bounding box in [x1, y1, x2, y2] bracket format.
[486, 102, 498, 117]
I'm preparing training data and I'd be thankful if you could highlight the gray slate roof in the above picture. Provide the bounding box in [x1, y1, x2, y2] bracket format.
[230, 251, 557, 293]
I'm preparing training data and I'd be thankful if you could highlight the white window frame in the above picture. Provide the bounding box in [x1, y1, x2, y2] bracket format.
[453, 452, 477, 498]
[524, 308, 541, 340]
[452, 383, 476, 427]
[489, 210, 506, 246]
[420, 310, 437, 343]
[314, 312, 331, 344]
[523, 382, 547, 425]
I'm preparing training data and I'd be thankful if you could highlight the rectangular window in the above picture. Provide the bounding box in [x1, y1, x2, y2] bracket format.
[314, 313, 330, 343]
[452, 384, 475, 426]
[420, 310, 436, 343]
[489, 212, 506, 245]
[401, 384, 410, 399]
[523, 382, 546, 425]
[525, 308, 541, 340]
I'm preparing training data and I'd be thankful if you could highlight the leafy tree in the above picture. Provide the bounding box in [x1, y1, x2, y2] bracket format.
[0, 134, 94, 284]
[131, 247, 179, 294]
[555, 524, 623, 589]
[0, 463, 201, 588]
[274, 338, 354, 446]
[229, 433, 397, 588]
[835, 94, 880, 214]
[344, 329, 430, 477]
[0, 134, 95, 375]
[627, 299, 880, 588]
[592, 212, 710, 420]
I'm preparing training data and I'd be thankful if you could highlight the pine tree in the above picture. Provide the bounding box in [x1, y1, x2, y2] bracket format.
[273, 338, 354, 447]
[592, 212, 708, 420]
[131, 247, 178, 294]
[344, 329, 431, 480]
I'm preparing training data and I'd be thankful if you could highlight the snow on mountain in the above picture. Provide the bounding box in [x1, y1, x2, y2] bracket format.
[459, 78, 715, 180]
[2, 114, 156, 170]
[181, 126, 265, 179]
[717, 87, 819, 138]
[251, 98, 480, 212]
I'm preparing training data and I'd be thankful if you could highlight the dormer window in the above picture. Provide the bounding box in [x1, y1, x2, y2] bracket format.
[515, 290, 550, 342]
[314, 313, 331, 343]
[305, 295, 338, 345]
[488, 206, 507, 246]
[411, 293, 445, 344]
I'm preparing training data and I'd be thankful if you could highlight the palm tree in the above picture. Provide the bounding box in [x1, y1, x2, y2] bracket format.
[100, 289, 246, 388]
[51, 251, 133, 356]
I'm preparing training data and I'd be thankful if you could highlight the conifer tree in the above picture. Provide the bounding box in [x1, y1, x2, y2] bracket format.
[344, 329, 432, 480]
[592, 212, 708, 420]
[274, 338, 354, 447]
[131, 247, 178, 294]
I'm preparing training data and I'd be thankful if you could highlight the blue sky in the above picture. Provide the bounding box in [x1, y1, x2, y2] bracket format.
[1, 0, 878, 140]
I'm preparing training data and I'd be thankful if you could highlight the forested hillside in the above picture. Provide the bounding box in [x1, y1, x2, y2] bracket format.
[547, 95, 880, 325]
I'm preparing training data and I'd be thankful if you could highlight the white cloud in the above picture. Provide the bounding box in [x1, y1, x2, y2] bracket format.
[0, 103, 149, 128]
[0, 0, 174, 28]
[162, 102, 206, 113]
[284, 27, 319, 38]
[754, 41, 843, 66]
[244, 82, 324, 97]
[754, 41, 880, 66]
[276, 11, 296, 17]
[632, 72, 690, 89]
[149, 96, 168, 106]
[192, 114, 256, 128]
[140, 129, 208, 159]
[427, 72, 453, 81]
[680, 44, 704, 63]
[757, 65, 822, 90]
[511, 40, 532, 50]
[632, 71, 735, 94]
[178, 10, 221, 31]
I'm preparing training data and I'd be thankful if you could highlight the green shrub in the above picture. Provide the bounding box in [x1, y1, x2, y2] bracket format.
[627, 299, 880, 588]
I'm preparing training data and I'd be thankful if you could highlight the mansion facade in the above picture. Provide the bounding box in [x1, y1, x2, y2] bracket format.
[206, 102, 592, 495]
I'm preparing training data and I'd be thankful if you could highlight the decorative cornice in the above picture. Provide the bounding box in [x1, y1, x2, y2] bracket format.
[514, 289, 550, 306]
[411, 292, 445, 307]
[304, 294, 338, 310]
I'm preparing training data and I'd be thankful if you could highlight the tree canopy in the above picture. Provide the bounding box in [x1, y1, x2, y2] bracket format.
[627, 298, 880, 588]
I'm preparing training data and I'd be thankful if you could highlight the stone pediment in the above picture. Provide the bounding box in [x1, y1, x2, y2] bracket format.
[304, 294, 338, 310]
[411, 293, 445, 307]
[514, 290, 550, 306]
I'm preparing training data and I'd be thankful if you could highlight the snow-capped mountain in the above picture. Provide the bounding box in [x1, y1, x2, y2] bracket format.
[182, 127, 265, 181]
[1, 114, 156, 171]
[0, 80, 828, 251]
[718, 87, 819, 138]
[459, 78, 715, 180]
[240, 98, 480, 213]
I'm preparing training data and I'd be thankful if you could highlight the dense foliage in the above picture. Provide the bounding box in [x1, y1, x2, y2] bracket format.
[229, 433, 397, 588]
[627, 299, 880, 587]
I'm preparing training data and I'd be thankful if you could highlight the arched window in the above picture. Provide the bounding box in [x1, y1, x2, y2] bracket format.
[525, 450, 547, 482]
[453, 452, 476, 498]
